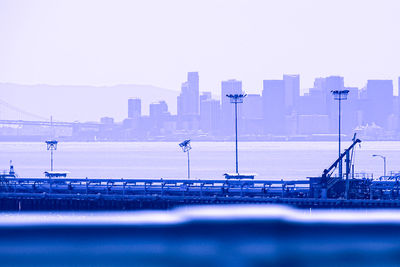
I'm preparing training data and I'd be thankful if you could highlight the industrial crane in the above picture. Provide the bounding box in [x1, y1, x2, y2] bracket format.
[320, 137, 362, 199]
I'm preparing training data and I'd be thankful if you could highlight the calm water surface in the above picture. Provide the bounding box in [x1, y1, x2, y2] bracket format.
[0, 141, 398, 179]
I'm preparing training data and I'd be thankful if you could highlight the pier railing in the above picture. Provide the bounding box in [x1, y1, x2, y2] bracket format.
[2, 177, 400, 209]
[0, 177, 310, 199]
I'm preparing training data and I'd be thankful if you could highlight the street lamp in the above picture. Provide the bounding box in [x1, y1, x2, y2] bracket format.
[179, 139, 192, 179]
[226, 93, 247, 174]
[331, 89, 349, 178]
[372, 154, 387, 177]
[45, 140, 58, 171]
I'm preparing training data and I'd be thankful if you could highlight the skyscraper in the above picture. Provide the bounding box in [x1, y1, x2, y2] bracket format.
[242, 94, 263, 135]
[177, 72, 199, 116]
[177, 72, 200, 131]
[221, 79, 243, 135]
[262, 79, 285, 134]
[200, 92, 221, 135]
[128, 98, 141, 118]
[283, 74, 300, 114]
[149, 101, 171, 135]
[188, 72, 199, 115]
[361, 80, 393, 129]
[150, 101, 168, 117]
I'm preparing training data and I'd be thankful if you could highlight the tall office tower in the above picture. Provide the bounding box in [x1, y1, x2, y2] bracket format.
[342, 87, 360, 133]
[150, 101, 169, 118]
[361, 80, 393, 129]
[200, 93, 221, 135]
[283, 74, 300, 114]
[262, 79, 285, 134]
[128, 98, 141, 118]
[177, 82, 189, 117]
[177, 72, 200, 131]
[177, 72, 200, 116]
[398, 76, 400, 133]
[221, 79, 243, 135]
[149, 101, 170, 134]
[187, 72, 200, 114]
[242, 94, 263, 135]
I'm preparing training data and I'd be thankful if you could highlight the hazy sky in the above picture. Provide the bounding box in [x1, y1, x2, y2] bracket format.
[0, 0, 399, 95]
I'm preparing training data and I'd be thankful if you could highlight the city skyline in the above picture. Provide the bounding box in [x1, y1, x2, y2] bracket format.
[1, 71, 400, 141]
[1, 72, 400, 121]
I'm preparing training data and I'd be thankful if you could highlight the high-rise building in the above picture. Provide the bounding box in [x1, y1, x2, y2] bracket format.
[283, 74, 300, 114]
[262, 79, 285, 134]
[177, 72, 200, 116]
[149, 101, 172, 135]
[150, 101, 169, 118]
[128, 98, 141, 118]
[188, 72, 200, 114]
[177, 72, 200, 131]
[177, 82, 189, 117]
[361, 80, 393, 129]
[221, 79, 243, 135]
[298, 77, 359, 135]
[242, 94, 262, 120]
[297, 88, 326, 115]
[200, 92, 221, 135]
[242, 94, 263, 135]
[342, 87, 360, 134]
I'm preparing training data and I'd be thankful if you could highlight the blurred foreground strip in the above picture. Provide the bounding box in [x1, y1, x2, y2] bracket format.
[0, 205, 400, 267]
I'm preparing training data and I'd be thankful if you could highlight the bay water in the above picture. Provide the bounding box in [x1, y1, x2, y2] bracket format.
[0, 141, 398, 179]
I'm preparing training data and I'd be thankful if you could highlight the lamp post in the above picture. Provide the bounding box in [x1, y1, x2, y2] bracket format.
[331, 89, 349, 178]
[226, 93, 247, 174]
[179, 139, 192, 179]
[45, 140, 58, 171]
[372, 154, 387, 178]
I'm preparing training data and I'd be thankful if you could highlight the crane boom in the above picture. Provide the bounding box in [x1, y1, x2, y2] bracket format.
[322, 138, 362, 178]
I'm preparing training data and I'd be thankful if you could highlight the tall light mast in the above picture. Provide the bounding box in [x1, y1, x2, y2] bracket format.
[226, 93, 247, 174]
[331, 89, 349, 178]
[45, 140, 58, 172]
[179, 139, 192, 179]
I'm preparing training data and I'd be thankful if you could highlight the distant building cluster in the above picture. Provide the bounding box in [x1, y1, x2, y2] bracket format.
[101, 73, 400, 141]
[1, 72, 399, 141]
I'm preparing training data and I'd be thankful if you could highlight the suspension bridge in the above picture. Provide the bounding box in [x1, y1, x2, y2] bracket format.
[0, 98, 103, 140]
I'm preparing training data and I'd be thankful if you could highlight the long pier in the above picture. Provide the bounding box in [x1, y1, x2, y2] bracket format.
[1, 177, 400, 210]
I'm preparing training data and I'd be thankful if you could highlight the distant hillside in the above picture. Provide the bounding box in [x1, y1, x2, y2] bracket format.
[0, 83, 179, 122]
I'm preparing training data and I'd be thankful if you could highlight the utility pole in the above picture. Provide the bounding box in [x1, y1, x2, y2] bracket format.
[372, 154, 387, 178]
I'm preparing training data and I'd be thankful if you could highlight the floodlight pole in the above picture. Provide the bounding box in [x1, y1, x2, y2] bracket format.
[46, 140, 58, 172]
[187, 149, 190, 179]
[234, 100, 238, 174]
[50, 147, 54, 171]
[339, 95, 342, 177]
[331, 90, 349, 179]
[226, 94, 246, 174]
[179, 140, 192, 179]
